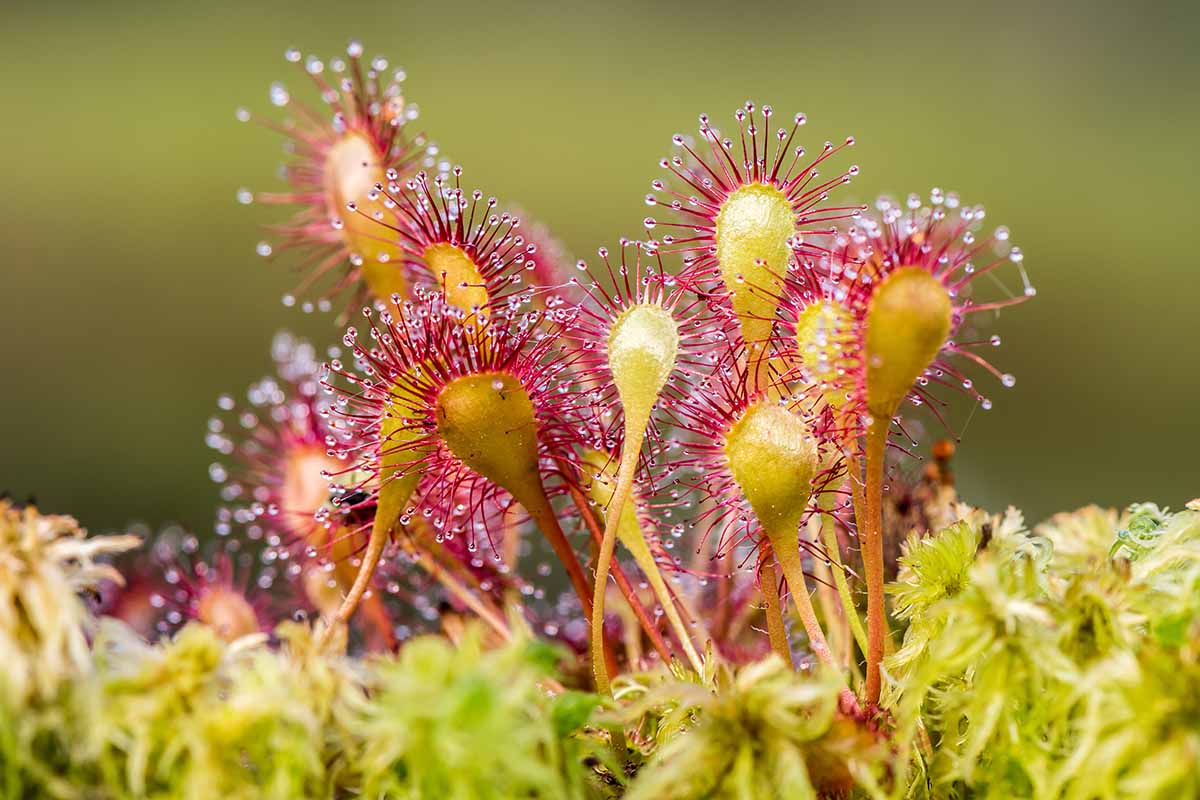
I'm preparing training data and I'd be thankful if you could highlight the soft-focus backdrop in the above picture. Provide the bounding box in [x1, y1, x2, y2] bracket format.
[2, 0, 1197, 534]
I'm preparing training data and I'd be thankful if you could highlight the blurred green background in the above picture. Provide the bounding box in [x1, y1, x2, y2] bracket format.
[2, 0, 1197, 534]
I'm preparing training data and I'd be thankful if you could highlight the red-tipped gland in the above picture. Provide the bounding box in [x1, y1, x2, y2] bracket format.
[864, 266, 953, 419]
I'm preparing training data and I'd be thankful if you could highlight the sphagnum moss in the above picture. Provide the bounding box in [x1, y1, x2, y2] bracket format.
[5, 36, 1195, 800]
[6, 491, 1200, 797]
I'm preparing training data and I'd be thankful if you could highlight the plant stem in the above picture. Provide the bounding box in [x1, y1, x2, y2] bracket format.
[769, 531, 838, 669]
[637, 554, 705, 676]
[818, 502, 869, 656]
[771, 526, 862, 714]
[811, 547, 847, 666]
[712, 543, 734, 643]
[326, 529, 399, 651]
[758, 549, 793, 668]
[413, 545, 510, 641]
[610, 561, 669, 663]
[590, 440, 638, 694]
[565, 483, 673, 665]
[499, 503, 523, 572]
[357, 592, 398, 650]
[586, 443, 668, 694]
[520, 488, 595, 618]
[587, 444, 705, 691]
[862, 417, 890, 706]
[846, 441, 869, 553]
[318, 512, 392, 648]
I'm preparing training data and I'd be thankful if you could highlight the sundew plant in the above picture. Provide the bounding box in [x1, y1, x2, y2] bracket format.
[2, 40, 1197, 800]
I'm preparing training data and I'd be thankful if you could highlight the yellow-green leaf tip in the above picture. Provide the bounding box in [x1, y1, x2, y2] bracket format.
[424, 242, 490, 316]
[715, 183, 793, 347]
[864, 267, 952, 418]
[794, 299, 856, 408]
[607, 303, 679, 426]
[723, 401, 818, 538]
[435, 372, 542, 504]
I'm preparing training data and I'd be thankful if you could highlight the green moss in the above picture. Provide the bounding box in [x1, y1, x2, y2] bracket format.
[616, 658, 891, 800]
[3, 500, 1199, 799]
[887, 505, 1200, 798]
[350, 631, 606, 799]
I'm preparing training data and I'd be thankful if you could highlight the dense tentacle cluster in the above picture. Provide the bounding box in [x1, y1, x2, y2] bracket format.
[643, 103, 862, 384]
[564, 242, 722, 460]
[141, 529, 281, 642]
[323, 293, 584, 556]
[644, 103, 860, 282]
[351, 168, 545, 319]
[98, 43, 1037, 715]
[242, 42, 439, 309]
[206, 332, 341, 544]
[779, 192, 1031, 426]
[204, 334, 392, 639]
[839, 191, 1032, 416]
[665, 361, 840, 562]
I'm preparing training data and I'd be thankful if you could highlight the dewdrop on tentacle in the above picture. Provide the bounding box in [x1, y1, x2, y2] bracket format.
[362, 168, 536, 323]
[647, 104, 859, 381]
[834, 190, 1034, 707]
[245, 42, 436, 309]
[320, 293, 596, 647]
